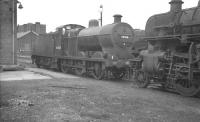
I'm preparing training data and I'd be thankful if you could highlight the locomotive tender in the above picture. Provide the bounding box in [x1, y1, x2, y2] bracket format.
[32, 15, 135, 79]
[134, 0, 200, 96]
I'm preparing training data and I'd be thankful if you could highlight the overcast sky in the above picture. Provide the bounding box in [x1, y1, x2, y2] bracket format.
[17, 0, 199, 32]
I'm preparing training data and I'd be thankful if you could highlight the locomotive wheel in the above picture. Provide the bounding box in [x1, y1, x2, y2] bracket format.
[112, 72, 125, 79]
[75, 68, 84, 76]
[188, 42, 198, 81]
[61, 66, 69, 73]
[135, 70, 150, 88]
[197, 92, 200, 98]
[36, 63, 40, 68]
[92, 63, 104, 80]
[176, 79, 200, 97]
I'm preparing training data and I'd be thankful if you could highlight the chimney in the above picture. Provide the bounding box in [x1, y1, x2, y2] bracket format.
[113, 14, 122, 23]
[35, 22, 40, 25]
[88, 19, 99, 27]
[169, 0, 184, 12]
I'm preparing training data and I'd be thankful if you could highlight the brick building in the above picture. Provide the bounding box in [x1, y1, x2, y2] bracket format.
[18, 22, 46, 34]
[0, 0, 18, 65]
[17, 31, 38, 56]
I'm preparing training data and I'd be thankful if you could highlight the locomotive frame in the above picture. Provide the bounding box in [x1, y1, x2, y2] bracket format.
[133, 0, 200, 97]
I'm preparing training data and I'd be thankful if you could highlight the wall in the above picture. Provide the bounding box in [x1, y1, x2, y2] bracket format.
[0, 0, 17, 65]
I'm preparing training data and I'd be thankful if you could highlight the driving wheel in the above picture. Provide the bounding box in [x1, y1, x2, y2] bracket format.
[112, 71, 125, 79]
[135, 70, 150, 88]
[92, 63, 104, 80]
[75, 68, 84, 76]
[176, 79, 200, 97]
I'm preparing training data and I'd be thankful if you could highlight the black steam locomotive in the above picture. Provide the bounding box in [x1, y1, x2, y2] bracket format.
[134, 0, 200, 97]
[32, 15, 137, 80]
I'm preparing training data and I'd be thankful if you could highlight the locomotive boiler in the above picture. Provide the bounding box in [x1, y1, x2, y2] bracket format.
[59, 15, 135, 79]
[134, 0, 200, 97]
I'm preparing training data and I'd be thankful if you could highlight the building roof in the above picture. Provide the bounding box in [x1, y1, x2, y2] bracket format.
[56, 24, 85, 30]
[17, 31, 39, 39]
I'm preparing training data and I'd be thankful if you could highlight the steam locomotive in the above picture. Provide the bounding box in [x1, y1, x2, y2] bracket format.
[32, 15, 137, 80]
[134, 0, 200, 97]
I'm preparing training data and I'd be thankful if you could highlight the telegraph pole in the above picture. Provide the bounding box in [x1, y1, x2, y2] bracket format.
[100, 5, 103, 26]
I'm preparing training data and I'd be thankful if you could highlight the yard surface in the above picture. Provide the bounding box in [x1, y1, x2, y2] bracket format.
[0, 67, 200, 122]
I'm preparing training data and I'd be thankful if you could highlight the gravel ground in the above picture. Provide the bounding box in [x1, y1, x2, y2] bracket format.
[0, 65, 200, 122]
